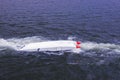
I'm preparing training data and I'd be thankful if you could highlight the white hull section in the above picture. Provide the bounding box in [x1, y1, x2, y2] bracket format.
[19, 40, 80, 52]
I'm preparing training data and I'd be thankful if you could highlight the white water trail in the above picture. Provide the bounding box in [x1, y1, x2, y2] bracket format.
[81, 42, 120, 53]
[0, 36, 47, 51]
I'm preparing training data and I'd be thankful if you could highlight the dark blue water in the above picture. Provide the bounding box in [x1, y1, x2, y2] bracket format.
[0, 0, 120, 80]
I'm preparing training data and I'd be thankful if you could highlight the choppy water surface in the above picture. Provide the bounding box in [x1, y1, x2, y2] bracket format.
[0, 0, 120, 80]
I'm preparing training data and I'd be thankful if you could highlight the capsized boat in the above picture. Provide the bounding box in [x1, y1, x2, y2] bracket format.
[19, 40, 81, 52]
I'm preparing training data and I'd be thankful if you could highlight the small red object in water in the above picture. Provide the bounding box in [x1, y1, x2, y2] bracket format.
[76, 45, 80, 48]
[76, 41, 81, 44]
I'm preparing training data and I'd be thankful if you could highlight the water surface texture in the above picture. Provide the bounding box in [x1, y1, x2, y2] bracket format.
[0, 0, 120, 80]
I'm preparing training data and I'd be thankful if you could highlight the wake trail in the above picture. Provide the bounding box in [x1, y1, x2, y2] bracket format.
[0, 36, 47, 51]
[81, 42, 120, 53]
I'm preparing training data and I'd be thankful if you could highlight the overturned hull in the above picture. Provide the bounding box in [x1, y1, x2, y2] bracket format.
[19, 40, 81, 52]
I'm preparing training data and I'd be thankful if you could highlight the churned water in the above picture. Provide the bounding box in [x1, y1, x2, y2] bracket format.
[0, 0, 120, 80]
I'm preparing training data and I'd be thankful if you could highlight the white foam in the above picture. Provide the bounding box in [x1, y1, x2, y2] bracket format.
[81, 42, 120, 53]
[0, 36, 47, 51]
[0, 38, 15, 49]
